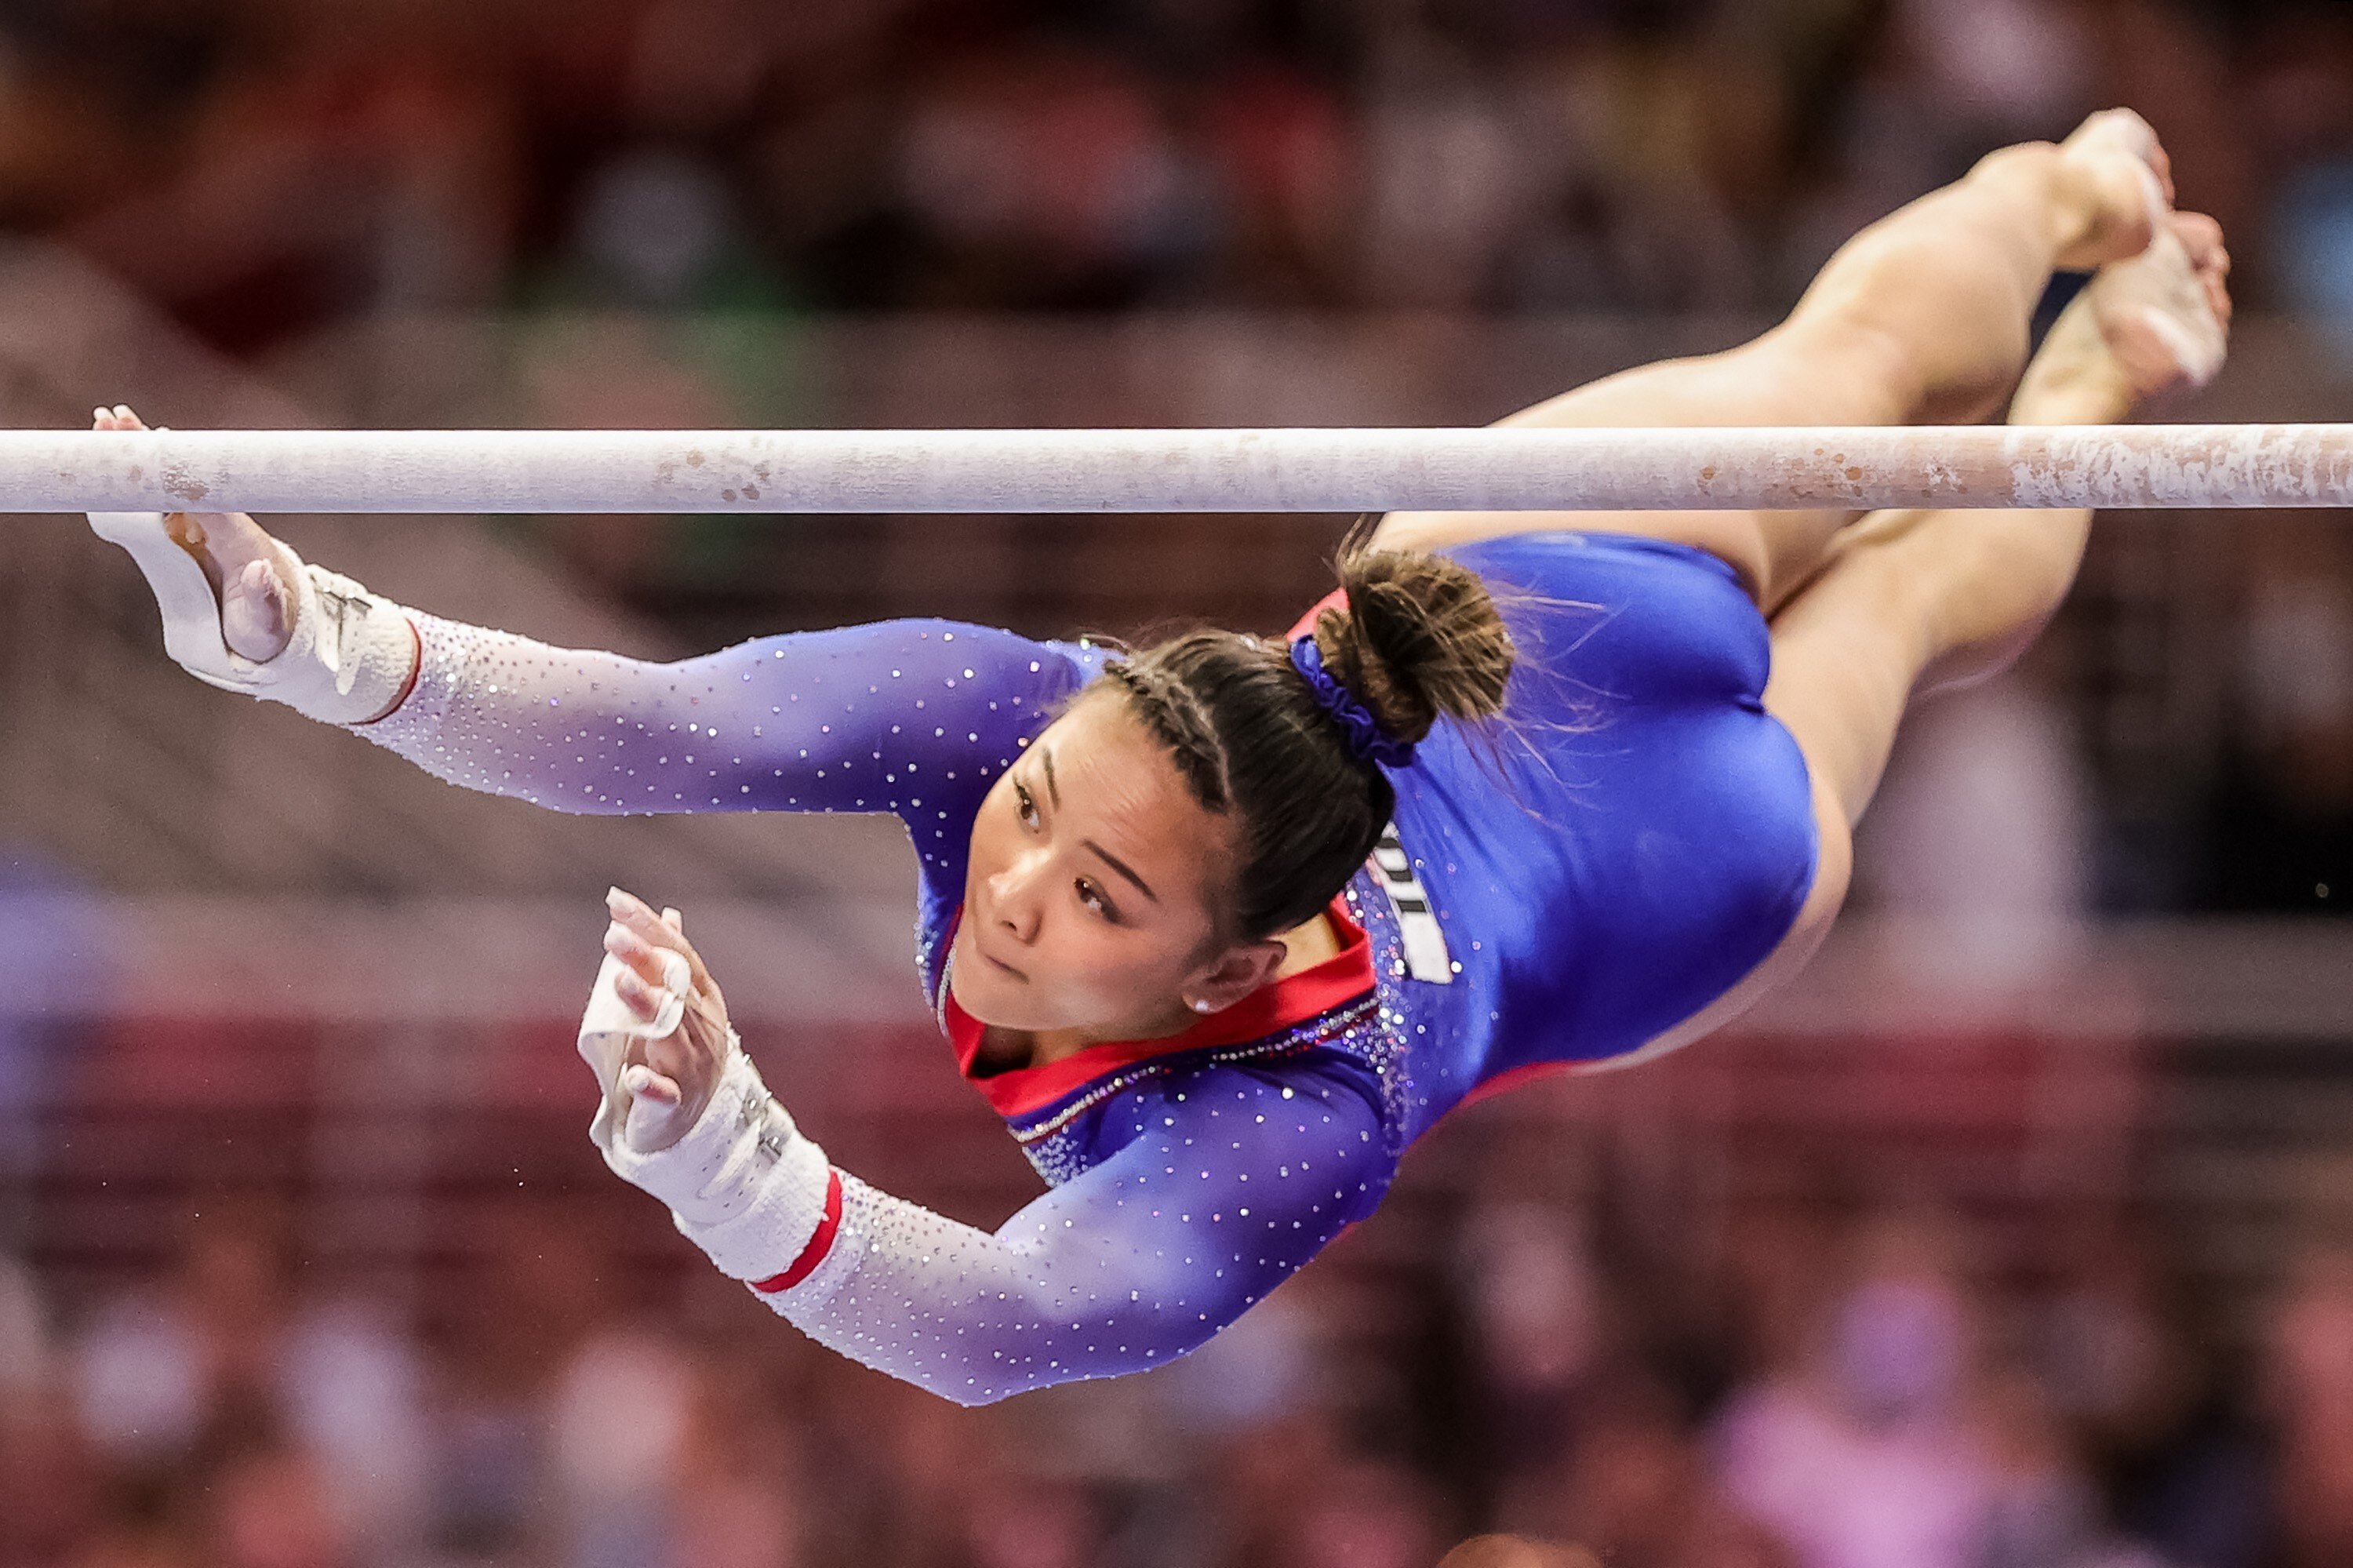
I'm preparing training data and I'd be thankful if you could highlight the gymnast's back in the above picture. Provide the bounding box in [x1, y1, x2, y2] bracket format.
[354, 529, 1820, 1143]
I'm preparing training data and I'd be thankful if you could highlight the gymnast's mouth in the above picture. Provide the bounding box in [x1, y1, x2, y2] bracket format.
[974, 934, 1028, 982]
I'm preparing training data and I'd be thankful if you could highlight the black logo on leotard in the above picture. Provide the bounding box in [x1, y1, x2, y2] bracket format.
[1371, 824, 1452, 984]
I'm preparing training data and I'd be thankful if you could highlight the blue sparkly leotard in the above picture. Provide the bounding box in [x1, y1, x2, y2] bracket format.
[355, 530, 1817, 1403]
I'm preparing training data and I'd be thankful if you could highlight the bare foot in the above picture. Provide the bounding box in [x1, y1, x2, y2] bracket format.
[2051, 107, 2173, 271]
[94, 405, 298, 661]
[2010, 209, 2232, 424]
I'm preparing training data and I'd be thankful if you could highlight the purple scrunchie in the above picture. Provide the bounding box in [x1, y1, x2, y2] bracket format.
[1289, 635, 1417, 769]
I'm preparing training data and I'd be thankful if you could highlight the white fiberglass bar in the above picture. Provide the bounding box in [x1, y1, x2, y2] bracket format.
[7, 424, 2351, 515]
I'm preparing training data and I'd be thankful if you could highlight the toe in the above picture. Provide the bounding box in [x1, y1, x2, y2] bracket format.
[2147, 137, 2175, 206]
[2076, 107, 2173, 205]
[2114, 107, 2162, 158]
[2205, 268, 2235, 329]
[2169, 214, 2235, 326]
[2172, 212, 2225, 267]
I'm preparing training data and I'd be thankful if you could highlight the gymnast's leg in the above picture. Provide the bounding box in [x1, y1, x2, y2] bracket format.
[1762, 209, 2230, 827]
[1583, 209, 2231, 1071]
[1372, 109, 2185, 610]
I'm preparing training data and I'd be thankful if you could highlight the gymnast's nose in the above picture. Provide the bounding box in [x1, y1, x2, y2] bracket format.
[985, 851, 1046, 944]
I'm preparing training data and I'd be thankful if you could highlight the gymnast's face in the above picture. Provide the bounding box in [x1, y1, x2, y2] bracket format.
[951, 691, 1280, 1038]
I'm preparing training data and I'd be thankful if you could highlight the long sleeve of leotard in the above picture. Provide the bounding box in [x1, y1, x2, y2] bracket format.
[775, 1060, 1387, 1404]
[641, 1049, 1391, 1406]
[350, 607, 1095, 885]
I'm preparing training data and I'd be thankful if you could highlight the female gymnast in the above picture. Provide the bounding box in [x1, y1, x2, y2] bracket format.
[91, 110, 2232, 1405]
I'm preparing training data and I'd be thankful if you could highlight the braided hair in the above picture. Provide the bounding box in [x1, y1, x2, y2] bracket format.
[1100, 535, 1515, 944]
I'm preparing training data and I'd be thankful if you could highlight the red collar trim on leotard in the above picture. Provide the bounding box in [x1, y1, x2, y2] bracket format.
[940, 895, 1375, 1121]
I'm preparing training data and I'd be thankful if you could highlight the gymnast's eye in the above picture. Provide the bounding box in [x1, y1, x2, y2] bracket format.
[1076, 877, 1117, 922]
[1014, 780, 1039, 831]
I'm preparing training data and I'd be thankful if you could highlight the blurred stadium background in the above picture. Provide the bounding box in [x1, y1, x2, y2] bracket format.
[2, 0, 2352, 1564]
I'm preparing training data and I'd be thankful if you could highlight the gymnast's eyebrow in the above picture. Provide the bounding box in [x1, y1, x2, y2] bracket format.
[1042, 747, 1157, 902]
[1084, 840, 1158, 903]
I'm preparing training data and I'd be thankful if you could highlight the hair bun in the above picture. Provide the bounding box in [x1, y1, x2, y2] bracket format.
[1315, 541, 1514, 749]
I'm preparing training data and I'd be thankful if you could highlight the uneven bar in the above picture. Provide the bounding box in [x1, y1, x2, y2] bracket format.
[9, 424, 2351, 514]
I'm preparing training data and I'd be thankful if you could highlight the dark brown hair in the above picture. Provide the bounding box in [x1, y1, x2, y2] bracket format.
[1099, 529, 1515, 943]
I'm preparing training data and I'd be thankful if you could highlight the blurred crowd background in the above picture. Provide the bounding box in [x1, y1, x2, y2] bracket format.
[4, 0, 2352, 324]
[4, 0, 2353, 1565]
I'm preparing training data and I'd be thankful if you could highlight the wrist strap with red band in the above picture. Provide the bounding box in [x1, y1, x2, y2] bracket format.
[354, 614, 423, 726]
[753, 1169, 843, 1294]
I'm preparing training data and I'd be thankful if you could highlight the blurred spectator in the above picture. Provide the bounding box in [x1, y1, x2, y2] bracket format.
[2201, 534, 2353, 912]
[0, 845, 110, 1209]
[2028, 1227, 2268, 1568]
[1452, 1184, 1606, 1526]
[56, 3, 519, 349]
[432, 1206, 602, 1557]
[1713, 1210, 2175, 1568]
[1554, 1377, 1789, 1568]
[71, 1203, 295, 1472]
[560, 148, 769, 311]
[2261, 1242, 2353, 1568]
[1714, 1213, 2006, 1568]
[0, 1248, 53, 1399]
[664, 1344, 812, 1568]
[890, 45, 1215, 307]
[1194, 61, 1352, 304]
[2249, 7, 2353, 346]
[1891, 0, 2093, 145]
[1355, 72, 1530, 309]
[276, 1296, 432, 1557]
[0, 1379, 100, 1564]
[1974, 1367, 2165, 1568]
[550, 1321, 696, 1568]
[200, 1442, 350, 1568]
[1275, 1454, 1443, 1568]
[1855, 667, 2095, 1000]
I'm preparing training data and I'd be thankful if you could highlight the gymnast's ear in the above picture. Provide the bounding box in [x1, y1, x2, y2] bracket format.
[1184, 936, 1289, 1016]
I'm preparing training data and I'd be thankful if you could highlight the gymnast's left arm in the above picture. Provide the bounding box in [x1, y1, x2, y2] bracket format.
[82, 431, 1086, 821]
[586, 892, 1391, 1406]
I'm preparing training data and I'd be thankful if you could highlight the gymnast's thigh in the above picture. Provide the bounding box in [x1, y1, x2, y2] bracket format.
[1572, 769, 1853, 1076]
[1577, 518, 1950, 1072]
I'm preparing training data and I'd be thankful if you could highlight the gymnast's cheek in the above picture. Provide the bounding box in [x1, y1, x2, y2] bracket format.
[1030, 926, 1168, 1022]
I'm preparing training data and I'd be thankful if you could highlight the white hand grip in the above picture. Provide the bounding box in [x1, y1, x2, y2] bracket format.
[577, 948, 691, 1152]
[86, 510, 418, 723]
[86, 511, 245, 690]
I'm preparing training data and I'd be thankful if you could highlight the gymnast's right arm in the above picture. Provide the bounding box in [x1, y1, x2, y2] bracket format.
[582, 918, 1393, 1405]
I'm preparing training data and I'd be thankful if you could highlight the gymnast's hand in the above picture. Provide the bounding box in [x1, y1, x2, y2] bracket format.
[90, 405, 300, 663]
[599, 886, 734, 1153]
[86, 405, 418, 724]
[582, 890, 831, 1282]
